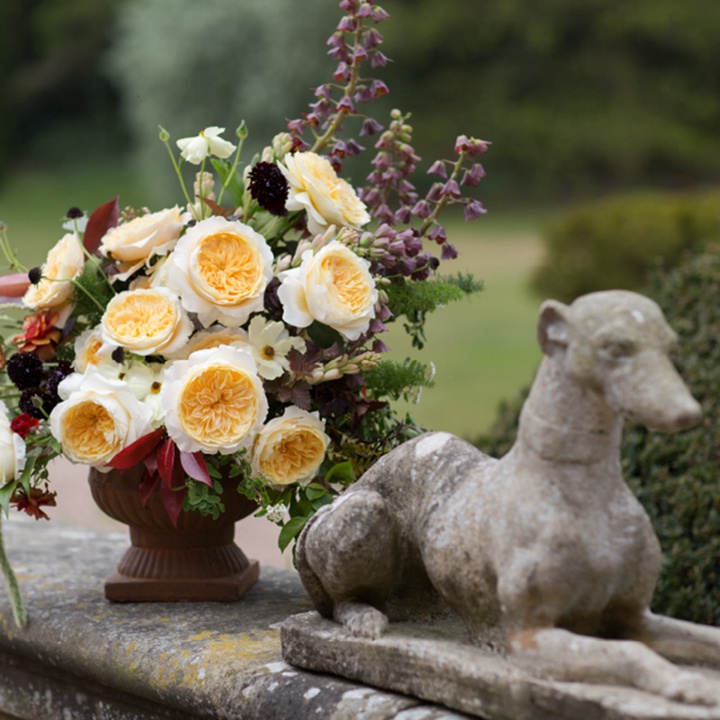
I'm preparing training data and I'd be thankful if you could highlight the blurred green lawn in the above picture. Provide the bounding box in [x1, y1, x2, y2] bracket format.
[0, 167, 544, 438]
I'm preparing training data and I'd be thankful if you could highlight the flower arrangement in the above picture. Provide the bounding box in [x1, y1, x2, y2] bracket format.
[0, 0, 487, 625]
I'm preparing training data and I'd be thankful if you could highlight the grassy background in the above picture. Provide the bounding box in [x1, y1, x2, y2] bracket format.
[0, 168, 544, 438]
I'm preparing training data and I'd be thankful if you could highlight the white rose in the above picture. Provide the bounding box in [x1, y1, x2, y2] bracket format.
[252, 406, 330, 486]
[166, 215, 273, 327]
[0, 402, 26, 483]
[50, 369, 154, 470]
[100, 207, 183, 280]
[23, 233, 84, 310]
[101, 287, 193, 356]
[161, 346, 268, 454]
[280, 151, 370, 235]
[278, 241, 378, 341]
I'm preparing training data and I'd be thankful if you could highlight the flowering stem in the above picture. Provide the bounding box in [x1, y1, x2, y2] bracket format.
[310, 24, 364, 155]
[417, 150, 467, 237]
[0, 514, 27, 628]
[161, 139, 193, 208]
[68, 277, 108, 313]
[217, 135, 245, 206]
[0, 224, 27, 274]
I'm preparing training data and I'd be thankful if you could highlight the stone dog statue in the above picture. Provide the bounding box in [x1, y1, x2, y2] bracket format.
[296, 290, 720, 706]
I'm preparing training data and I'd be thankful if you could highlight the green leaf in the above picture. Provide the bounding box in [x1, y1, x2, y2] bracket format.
[211, 158, 245, 207]
[0, 481, 17, 516]
[324, 461, 355, 485]
[278, 515, 309, 552]
[304, 484, 328, 501]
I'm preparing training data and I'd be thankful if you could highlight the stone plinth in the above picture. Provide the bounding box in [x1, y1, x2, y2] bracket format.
[0, 517, 467, 720]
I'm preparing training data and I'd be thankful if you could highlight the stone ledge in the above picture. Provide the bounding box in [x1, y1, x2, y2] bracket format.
[0, 518, 470, 720]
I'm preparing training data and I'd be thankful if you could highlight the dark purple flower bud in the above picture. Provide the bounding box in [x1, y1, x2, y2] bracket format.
[333, 63, 352, 81]
[441, 180, 462, 198]
[377, 303, 393, 321]
[360, 118, 384, 136]
[426, 183, 444, 202]
[336, 97, 356, 114]
[399, 256, 417, 275]
[461, 163, 487, 187]
[370, 80, 389, 98]
[428, 224, 447, 243]
[28, 266, 43, 284]
[427, 160, 447, 178]
[388, 239, 406, 256]
[347, 139, 365, 155]
[403, 234, 423, 257]
[369, 318, 386, 334]
[111, 347, 125, 364]
[66, 206, 83, 220]
[411, 200, 431, 219]
[7, 352, 44, 390]
[360, 187, 382, 205]
[19, 389, 45, 419]
[394, 206, 412, 224]
[354, 87, 374, 104]
[464, 199, 487, 222]
[373, 204, 395, 223]
[441, 242, 459, 260]
[337, 16, 357, 32]
[375, 223, 396, 239]
[370, 51, 389, 68]
[372, 338, 391, 353]
[363, 28, 383, 48]
[371, 5, 390, 22]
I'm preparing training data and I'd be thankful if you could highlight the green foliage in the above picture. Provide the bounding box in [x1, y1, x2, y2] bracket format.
[475, 248, 720, 624]
[72, 257, 115, 327]
[387, 273, 483, 348]
[531, 188, 720, 302]
[364, 358, 435, 403]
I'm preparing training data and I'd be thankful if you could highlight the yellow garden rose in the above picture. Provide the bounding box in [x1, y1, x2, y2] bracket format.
[101, 287, 193, 357]
[166, 216, 273, 327]
[100, 207, 183, 280]
[169, 326, 250, 360]
[49, 370, 154, 470]
[278, 241, 378, 341]
[280, 151, 371, 235]
[161, 346, 268, 454]
[74, 327, 115, 372]
[23, 233, 84, 310]
[251, 406, 330, 486]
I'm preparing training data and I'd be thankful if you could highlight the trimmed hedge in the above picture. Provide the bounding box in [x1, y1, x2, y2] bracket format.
[477, 249, 720, 624]
[531, 189, 720, 303]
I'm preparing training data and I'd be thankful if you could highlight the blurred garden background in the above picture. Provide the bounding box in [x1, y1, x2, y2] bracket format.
[2, 0, 720, 439]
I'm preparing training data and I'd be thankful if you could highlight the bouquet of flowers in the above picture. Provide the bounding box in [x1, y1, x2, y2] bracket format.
[0, 0, 487, 625]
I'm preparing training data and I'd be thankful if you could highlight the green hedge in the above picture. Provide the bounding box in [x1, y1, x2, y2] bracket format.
[531, 189, 720, 303]
[477, 249, 720, 624]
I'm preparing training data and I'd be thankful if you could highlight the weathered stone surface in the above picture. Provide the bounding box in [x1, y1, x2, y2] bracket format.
[292, 291, 720, 710]
[0, 518, 471, 719]
[283, 612, 720, 720]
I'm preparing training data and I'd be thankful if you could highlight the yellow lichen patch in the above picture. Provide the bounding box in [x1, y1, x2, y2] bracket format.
[192, 232, 263, 304]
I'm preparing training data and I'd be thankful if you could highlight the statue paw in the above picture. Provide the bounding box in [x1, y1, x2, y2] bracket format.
[335, 601, 389, 639]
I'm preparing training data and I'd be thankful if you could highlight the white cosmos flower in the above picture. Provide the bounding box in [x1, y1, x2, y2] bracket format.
[247, 316, 306, 380]
[166, 216, 273, 328]
[176, 127, 236, 165]
[0, 401, 26, 484]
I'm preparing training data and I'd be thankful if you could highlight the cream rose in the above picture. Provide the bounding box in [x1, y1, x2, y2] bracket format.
[278, 241, 378, 341]
[101, 287, 193, 356]
[0, 401, 26, 483]
[168, 326, 250, 360]
[100, 207, 183, 280]
[23, 233, 84, 310]
[161, 346, 268, 454]
[251, 406, 330, 486]
[74, 327, 117, 373]
[50, 370, 154, 470]
[280, 151, 371, 235]
[166, 216, 273, 327]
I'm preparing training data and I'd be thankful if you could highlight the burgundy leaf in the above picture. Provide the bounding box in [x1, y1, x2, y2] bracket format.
[157, 438, 178, 488]
[159, 482, 187, 528]
[108, 428, 165, 470]
[139, 468, 159, 508]
[179, 451, 212, 487]
[83, 197, 119, 255]
[200, 197, 233, 217]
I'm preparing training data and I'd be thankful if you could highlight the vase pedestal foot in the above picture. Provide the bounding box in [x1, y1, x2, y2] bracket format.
[104, 558, 260, 602]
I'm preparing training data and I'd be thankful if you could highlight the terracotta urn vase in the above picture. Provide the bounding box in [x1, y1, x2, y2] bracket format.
[88, 466, 260, 602]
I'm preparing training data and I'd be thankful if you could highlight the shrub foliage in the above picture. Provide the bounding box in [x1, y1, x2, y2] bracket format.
[531, 188, 720, 302]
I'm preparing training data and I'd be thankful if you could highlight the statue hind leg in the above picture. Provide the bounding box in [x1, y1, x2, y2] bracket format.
[296, 489, 400, 638]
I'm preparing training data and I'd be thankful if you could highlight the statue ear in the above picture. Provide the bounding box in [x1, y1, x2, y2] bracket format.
[537, 300, 569, 356]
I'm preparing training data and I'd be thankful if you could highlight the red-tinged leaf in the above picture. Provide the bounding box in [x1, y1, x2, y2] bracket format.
[200, 197, 234, 217]
[157, 438, 178, 488]
[179, 451, 212, 487]
[159, 482, 187, 528]
[108, 428, 165, 470]
[83, 197, 119, 255]
[139, 468, 159, 508]
[0, 273, 30, 298]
